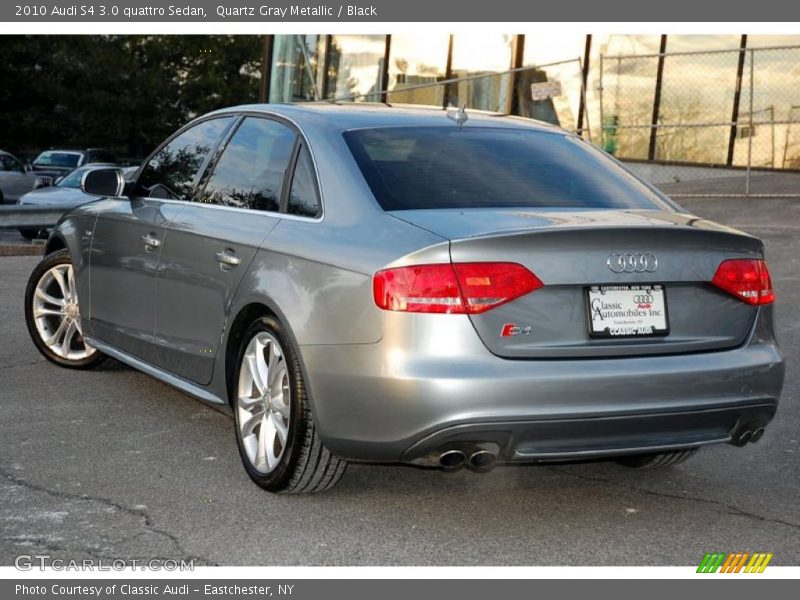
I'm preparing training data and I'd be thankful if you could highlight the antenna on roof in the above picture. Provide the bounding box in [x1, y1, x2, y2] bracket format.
[447, 103, 469, 129]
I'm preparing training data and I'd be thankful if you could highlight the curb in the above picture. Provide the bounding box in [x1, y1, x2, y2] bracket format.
[0, 243, 45, 257]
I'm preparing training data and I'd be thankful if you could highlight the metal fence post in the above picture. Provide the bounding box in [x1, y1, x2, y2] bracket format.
[648, 35, 668, 160]
[726, 36, 747, 166]
[599, 53, 605, 150]
[746, 49, 754, 196]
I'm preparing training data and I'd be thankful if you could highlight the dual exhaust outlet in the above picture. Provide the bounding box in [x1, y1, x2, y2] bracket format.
[438, 447, 497, 473]
[734, 425, 767, 446]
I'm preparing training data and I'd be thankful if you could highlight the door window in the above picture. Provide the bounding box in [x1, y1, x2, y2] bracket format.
[0, 154, 24, 172]
[287, 145, 321, 218]
[137, 117, 234, 201]
[200, 117, 297, 212]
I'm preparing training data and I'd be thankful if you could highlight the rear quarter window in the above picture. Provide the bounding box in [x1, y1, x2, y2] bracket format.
[343, 126, 669, 211]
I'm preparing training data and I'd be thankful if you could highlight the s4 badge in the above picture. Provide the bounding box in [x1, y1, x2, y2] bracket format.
[501, 323, 532, 337]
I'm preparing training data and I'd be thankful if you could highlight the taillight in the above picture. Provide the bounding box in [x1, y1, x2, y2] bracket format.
[711, 259, 775, 305]
[373, 262, 543, 314]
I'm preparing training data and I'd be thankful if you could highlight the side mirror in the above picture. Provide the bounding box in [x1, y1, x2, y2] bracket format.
[81, 167, 126, 197]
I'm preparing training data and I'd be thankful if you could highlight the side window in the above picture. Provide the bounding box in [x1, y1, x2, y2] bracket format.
[287, 146, 321, 218]
[0, 155, 23, 172]
[138, 117, 233, 201]
[200, 117, 296, 212]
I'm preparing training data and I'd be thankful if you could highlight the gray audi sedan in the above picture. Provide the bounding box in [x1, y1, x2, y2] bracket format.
[24, 104, 785, 493]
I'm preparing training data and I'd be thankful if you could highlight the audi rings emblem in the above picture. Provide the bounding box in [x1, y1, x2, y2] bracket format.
[633, 294, 654, 303]
[607, 252, 658, 273]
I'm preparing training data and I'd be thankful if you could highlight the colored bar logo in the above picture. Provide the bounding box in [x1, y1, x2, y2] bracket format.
[697, 552, 773, 573]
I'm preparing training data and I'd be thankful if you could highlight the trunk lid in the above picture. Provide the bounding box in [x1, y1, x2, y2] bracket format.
[391, 208, 762, 358]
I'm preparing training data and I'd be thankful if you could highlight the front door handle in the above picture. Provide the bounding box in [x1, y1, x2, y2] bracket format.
[142, 233, 161, 252]
[215, 249, 241, 268]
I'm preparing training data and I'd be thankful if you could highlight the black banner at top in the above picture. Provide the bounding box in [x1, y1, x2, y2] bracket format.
[3, 0, 800, 22]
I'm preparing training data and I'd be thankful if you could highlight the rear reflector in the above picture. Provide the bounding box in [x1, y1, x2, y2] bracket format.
[373, 262, 543, 314]
[711, 259, 775, 305]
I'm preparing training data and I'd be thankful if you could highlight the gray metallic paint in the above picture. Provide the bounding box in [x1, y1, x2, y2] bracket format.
[48, 103, 785, 465]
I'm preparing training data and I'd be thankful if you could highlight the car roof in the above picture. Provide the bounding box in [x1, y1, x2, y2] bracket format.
[36, 149, 86, 155]
[206, 103, 566, 135]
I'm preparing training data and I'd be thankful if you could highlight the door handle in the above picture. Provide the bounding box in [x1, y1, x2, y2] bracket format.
[215, 249, 241, 268]
[142, 233, 161, 251]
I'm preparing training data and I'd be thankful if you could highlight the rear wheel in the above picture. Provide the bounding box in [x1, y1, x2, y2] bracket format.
[615, 448, 698, 469]
[24, 249, 105, 369]
[232, 316, 346, 493]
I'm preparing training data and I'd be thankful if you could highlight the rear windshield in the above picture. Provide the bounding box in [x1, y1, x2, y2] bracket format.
[343, 127, 668, 211]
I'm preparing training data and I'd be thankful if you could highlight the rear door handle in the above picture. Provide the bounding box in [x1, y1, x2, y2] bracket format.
[142, 233, 161, 251]
[215, 249, 241, 268]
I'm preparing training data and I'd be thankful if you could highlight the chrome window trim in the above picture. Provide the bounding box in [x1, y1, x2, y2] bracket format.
[153, 195, 323, 223]
[134, 109, 325, 223]
[209, 109, 326, 223]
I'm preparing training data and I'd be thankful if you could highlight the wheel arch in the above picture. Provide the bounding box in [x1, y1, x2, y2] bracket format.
[44, 232, 68, 256]
[223, 301, 314, 413]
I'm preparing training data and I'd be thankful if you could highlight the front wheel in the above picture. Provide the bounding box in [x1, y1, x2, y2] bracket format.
[24, 249, 105, 369]
[233, 316, 346, 493]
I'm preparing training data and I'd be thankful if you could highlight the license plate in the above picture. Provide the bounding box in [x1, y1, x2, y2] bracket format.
[586, 285, 669, 338]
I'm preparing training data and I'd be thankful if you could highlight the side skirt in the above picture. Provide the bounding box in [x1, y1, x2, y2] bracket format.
[85, 335, 230, 411]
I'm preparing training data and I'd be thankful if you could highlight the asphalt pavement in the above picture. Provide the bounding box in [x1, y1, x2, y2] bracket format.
[1, 197, 798, 566]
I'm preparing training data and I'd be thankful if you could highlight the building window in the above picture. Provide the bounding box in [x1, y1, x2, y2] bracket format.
[447, 35, 514, 112]
[326, 35, 387, 101]
[269, 35, 325, 102]
[516, 32, 587, 132]
[386, 35, 450, 107]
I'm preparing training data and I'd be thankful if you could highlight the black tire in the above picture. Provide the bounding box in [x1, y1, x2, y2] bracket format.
[24, 249, 106, 370]
[232, 315, 346, 494]
[18, 228, 42, 240]
[615, 448, 698, 469]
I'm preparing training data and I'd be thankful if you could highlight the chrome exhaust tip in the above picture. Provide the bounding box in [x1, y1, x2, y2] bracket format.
[438, 449, 466, 471]
[751, 427, 766, 443]
[467, 449, 497, 473]
[737, 430, 753, 446]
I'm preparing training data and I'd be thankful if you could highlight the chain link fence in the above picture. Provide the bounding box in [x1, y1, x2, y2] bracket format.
[320, 46, 800, 199]
[599, 45, 800, 198]
[320, 58, 589, 137]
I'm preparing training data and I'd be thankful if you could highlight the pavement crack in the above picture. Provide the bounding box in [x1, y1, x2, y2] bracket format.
[0, 359, 43, 370]
[0, 466, 217, 566]
[549, 467, 800, 531]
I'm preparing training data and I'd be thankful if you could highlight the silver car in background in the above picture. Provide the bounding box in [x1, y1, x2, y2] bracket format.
[16, 166, 137, 239]
[24, 104, 784, 493]
[0, 150, 49, 205]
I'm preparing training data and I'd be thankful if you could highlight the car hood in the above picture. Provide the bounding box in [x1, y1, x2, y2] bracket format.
[19, 186, 91, 206]
[389, 207, 751, 240]
[31, 166, 74, 178]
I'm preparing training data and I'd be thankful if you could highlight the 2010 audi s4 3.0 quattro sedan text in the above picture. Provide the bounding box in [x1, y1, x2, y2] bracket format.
[24, 104, 785, 493]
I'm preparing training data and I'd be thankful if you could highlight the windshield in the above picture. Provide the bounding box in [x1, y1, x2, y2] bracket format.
[57, 168, 87, 189]
[343, 127, 669, 211]
[34, 151, 82, 168]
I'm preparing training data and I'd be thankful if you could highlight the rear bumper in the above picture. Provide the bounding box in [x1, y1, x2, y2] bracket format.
[401, 402, 776, 464]
[301, 310, 784, 464]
